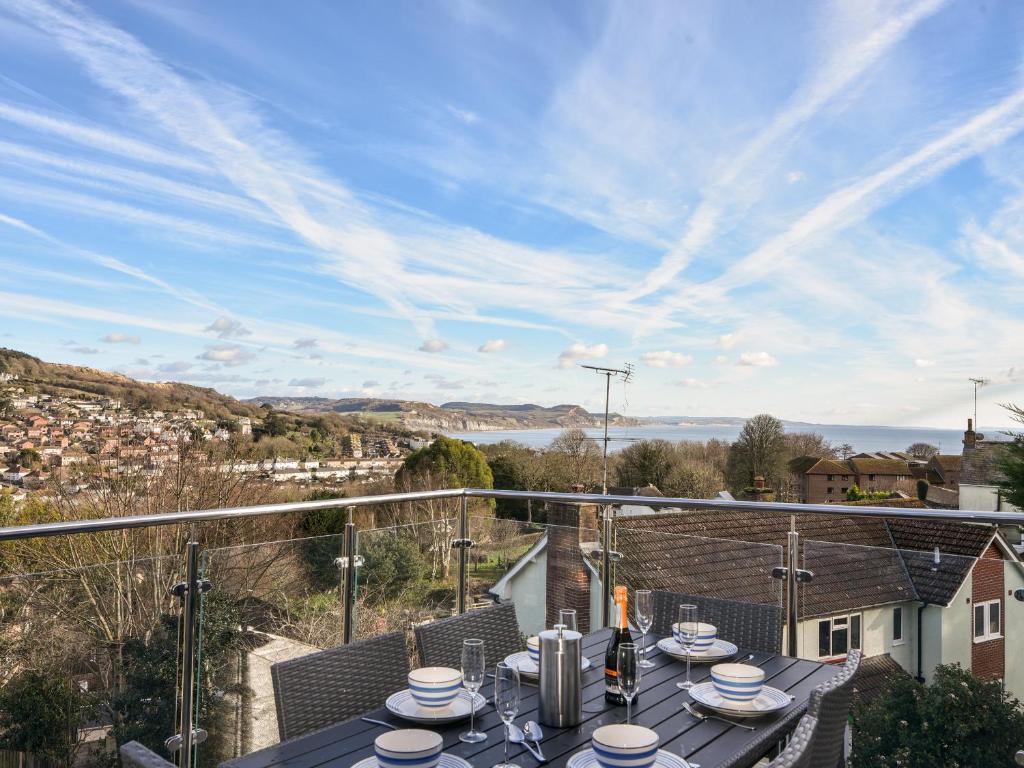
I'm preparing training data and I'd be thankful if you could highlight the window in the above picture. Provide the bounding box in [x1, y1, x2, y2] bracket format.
[974, 600, 1001, 642]
[841, 487, 849, 494]
[826, 487, 834, 495]
[817, 614, 862, 658]
[827, 474, 834, 481]
[893, 606, 904, 644]
[868, 474, 876, 481]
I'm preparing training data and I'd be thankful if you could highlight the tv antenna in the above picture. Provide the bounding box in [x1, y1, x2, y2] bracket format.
[969, 377, 988, 429]
[580, 363, 634, 494]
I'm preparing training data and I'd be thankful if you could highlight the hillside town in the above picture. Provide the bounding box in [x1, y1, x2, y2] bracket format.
[0, 377, 412, 501]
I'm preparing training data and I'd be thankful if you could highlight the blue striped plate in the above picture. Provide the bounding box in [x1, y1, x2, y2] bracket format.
[505, 651, 592, 679]
[656, 638, 738, 663]
[386, 690, 485, 724]
[688, 682, 790, 718]
[352, 754, 471, 768]
[567, 748, 694, 768]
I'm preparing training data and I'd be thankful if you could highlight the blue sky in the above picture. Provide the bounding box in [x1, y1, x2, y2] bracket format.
[0, 0, 1023, 428]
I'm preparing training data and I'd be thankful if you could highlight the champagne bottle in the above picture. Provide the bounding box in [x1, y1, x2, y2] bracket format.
[604, 585, 634, 705]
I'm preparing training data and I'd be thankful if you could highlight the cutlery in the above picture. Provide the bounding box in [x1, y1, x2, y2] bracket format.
[523, 721, 546, 760]
[508, 723, 546, 762]
[682, 701, 756, 731]
[361, 717, 397, 730]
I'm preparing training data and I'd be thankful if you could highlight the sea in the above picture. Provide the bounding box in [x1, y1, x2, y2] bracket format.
[445, 422, 1006, 454]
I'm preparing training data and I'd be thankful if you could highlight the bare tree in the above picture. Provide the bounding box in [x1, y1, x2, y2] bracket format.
[906, 442, 940, 460]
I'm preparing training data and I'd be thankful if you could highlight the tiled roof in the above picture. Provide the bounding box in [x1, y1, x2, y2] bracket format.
[615, 510, 908, 618]
[932, 455, 962, 472]
[886, 519, 994, 605]
[853, 654, 912, 707]
[847, 458, 912, 475]
[803, 459, 851, 476]
[961, 441, 1011, 485]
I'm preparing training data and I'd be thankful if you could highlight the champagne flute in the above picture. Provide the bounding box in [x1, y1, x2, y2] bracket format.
[635, 590, 654, 668]
[617, 642, 640, 724]
[559, 608, 578, 633]
[494, 661, 521, 768]
[676, 604, 698, 690]
[459, 639, 487, 743]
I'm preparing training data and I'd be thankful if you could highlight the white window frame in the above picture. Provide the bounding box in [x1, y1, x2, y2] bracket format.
[973, 599, 1001, 643]
[892, 606, 904, 645]
[816, 613, 862, 659]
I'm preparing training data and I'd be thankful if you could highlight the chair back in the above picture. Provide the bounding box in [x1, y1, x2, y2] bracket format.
[414, 602, 523, 668]
[651, 590, 783, 653]
[806, 648, 861, 768]
[768, 713, 819, 768]
[271, 631, 409, 741]
[119, 741, 175, 768]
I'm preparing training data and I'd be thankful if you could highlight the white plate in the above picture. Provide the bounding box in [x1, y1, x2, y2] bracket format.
[657, 637, 738, 663]
[504, 650, 593, 678]
[567, 747, 693, 768]
[688, 681, 790, 718]
[352, 754, 472, 768]
[385, 690, 485, 724]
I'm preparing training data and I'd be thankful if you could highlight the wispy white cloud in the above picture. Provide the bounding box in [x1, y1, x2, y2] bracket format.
[102, 332, 140, 344]
[197, 343, 256, 367]
[419, 339, 449, 353]
[737, 351, 777, 367]
[289, 377, 326, 387]
[641, 350, 692, 368]
[914, 358, 936, 368]
[558, 342, 608, 368]
[205, 316, 251, 339]
[478, 339, 506, 353]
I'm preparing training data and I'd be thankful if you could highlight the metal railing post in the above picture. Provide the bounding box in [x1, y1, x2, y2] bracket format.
[342, 506, 357, 644]
[786, 523, 799, 657]
[457, 494, 468, 614]
[166, 540, 208, 768]
[601, 505, 613, 628]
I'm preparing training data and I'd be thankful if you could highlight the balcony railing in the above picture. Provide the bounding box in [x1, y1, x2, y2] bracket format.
[0, 488, 1022, 767]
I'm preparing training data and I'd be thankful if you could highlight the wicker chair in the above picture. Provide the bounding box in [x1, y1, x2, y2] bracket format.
[414, 602, 524, 668]
[119, 742, 175, 768]
[767, 714, 819, 768]
[271, 631, 409, 741]
[805, 649, 861, 768]
[651, 590, 783, 653]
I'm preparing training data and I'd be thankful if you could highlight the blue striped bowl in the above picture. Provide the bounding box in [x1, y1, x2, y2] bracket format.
[591, 724, 660, 768]
[407, 667, 463, 709]
[374, 729, 443, 768]
[709, 663, 765, 705]
[672, 622, 717, 654]
[527, 636, 540, 664]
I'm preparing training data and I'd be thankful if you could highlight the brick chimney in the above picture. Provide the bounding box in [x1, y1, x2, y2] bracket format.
[544, 499, 598, 633]
[963, 418, 977, 448]
[753, 475, 766, 491]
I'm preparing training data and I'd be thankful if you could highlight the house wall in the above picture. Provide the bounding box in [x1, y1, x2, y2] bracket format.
[794, 602, 916, 666]
[939, 570, 973, 674]
[803, 474, 853, 504]
[503, 546, 547, 637]
[960, 483, 1022, 513]
[920, 606, 943, 684]
[1004, 561, 1024, 699]
[971, 544, 1005, 681]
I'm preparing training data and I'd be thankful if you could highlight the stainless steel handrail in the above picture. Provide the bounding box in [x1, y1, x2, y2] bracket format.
[1, 486, 1021, 542]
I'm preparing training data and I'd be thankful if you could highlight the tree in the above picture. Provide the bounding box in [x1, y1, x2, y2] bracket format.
[545, 427, 601, 491]
[400, 435, 493, 490]
[614, 440, 679, 490]
[838, 442, 855, 459]
[359, 531, 428, 602]
[851, 664, 1024, 767]
[906, 442, 940, 460]
[999, 403, 1024, 511]
[484, 441, 545, 522]
[783, 432, 836, 461]
[726, 414, 786, 492]
[662, 459, 724, 499]
[15, 447, 42, 469]
[0, 667, 95, 768]
[0, 393, 12, 418]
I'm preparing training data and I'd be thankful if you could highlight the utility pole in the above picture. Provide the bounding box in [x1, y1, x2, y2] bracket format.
[969, 377, 988, 429]
[580, 363, 634, 494]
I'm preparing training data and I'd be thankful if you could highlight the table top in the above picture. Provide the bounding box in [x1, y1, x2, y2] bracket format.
[222, 628, 837, 768]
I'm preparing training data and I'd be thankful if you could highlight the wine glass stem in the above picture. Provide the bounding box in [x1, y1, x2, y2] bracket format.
[686, 652, 691, 685]
[626, 698, 631, 724]
[468, 695, 474, 733]
[504, 724, 509, 762]
[641, 630, 647, 663]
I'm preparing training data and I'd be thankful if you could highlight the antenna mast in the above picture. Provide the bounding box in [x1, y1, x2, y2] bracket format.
[969, 377, 988, 429]
[580, 362, 634, 494]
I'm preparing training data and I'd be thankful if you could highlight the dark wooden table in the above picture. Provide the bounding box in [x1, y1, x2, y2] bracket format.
[222, 629, 836, 768]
